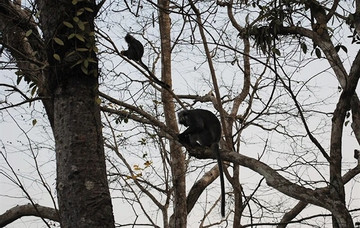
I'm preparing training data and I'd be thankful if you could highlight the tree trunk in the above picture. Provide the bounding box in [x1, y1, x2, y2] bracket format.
[53, 76, 114, 227]
[35, 0, 115, 227]
[158, 0, 187, 227]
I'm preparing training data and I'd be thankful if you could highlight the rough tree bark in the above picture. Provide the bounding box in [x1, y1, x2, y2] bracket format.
[36, 1, 115, 227]
[158, 0, 187, 227]
[1, 0, 115, 227]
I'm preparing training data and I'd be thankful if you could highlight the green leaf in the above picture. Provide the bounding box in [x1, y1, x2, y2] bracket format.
[16, 75, 23, 85]
[68, 33, 76, 39]
[73, 17, 79, 23]
[81, 64, 88, 74]
[83, 59, 89, 68]
[84, 7, 94, 12]
[71, 59, 83, 68]
[30, 85, 37, 96]
[315, 48, 321, 58]
[75, 34, 85, 42]
[273, 48, 281, 56]
[25, 29, 33, 37]
[335, 44, 348, 54]
[76, 8, 84, 16]
[76, 48, 89, 52]
[54, 37, 64, 46]
[87, 58, 96, 63]
[72, 0, 78, 5]
[53, 53, 61, 61]
[65, 51, 76, 58]
[77, 21, 85, 31]
[95, 97, 101, 105]
[63, 21, 74, 28]
[301, 42, 307, 54]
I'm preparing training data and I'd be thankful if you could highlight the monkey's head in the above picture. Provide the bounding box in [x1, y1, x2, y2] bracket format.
[125, 33, 135, 43]
[178, 110, 189, 127]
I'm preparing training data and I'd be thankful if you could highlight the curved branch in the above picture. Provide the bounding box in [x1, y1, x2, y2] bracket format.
[325, 0, 340, 22]
[186, 164, 220, 214]
[278, 154, 360, 227]
[349, 53, 360, 144]
[0, 204, 59, 227]
[278, 201, 308, 228]
[188, 147, 355, 223]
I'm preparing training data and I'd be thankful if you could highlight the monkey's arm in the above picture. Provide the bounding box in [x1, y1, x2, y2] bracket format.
[178, 132, 201, 147]
[178, 132, 190, 145]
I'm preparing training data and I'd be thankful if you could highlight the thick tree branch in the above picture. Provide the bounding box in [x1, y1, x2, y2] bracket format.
[101, 106, 153, 125]
[351, 95, 360, 145]
[188, 147, 355, 225]
[278, 201, 307, 228]
[186, 164, 220, 214]
[0, 204, 59, 227]
[350, 53, 360, 145]
[329, 50, 360, 205]
[278, 153, 360, 227]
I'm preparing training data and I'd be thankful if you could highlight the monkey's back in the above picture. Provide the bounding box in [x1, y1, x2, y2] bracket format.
[187, 109, 221, 145]
[124, 34, 144, 61]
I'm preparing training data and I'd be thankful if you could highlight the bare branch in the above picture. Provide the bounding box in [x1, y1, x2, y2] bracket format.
[278, 201, 307, 228]
[0, 204, 59, 227]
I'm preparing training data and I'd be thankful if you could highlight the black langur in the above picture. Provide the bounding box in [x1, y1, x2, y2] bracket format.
[121, 33, 144, 62]
[177, 109, 225, 217]
[121, 33, 169, 88]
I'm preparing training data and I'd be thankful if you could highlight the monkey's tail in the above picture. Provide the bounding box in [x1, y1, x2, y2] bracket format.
[137, 60, 188, 110]
[138, 60, 170, 89]
[212, 143, 225, 217]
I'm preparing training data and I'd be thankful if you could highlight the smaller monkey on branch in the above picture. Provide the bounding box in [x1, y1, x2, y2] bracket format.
[121, 33, 170, 88]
